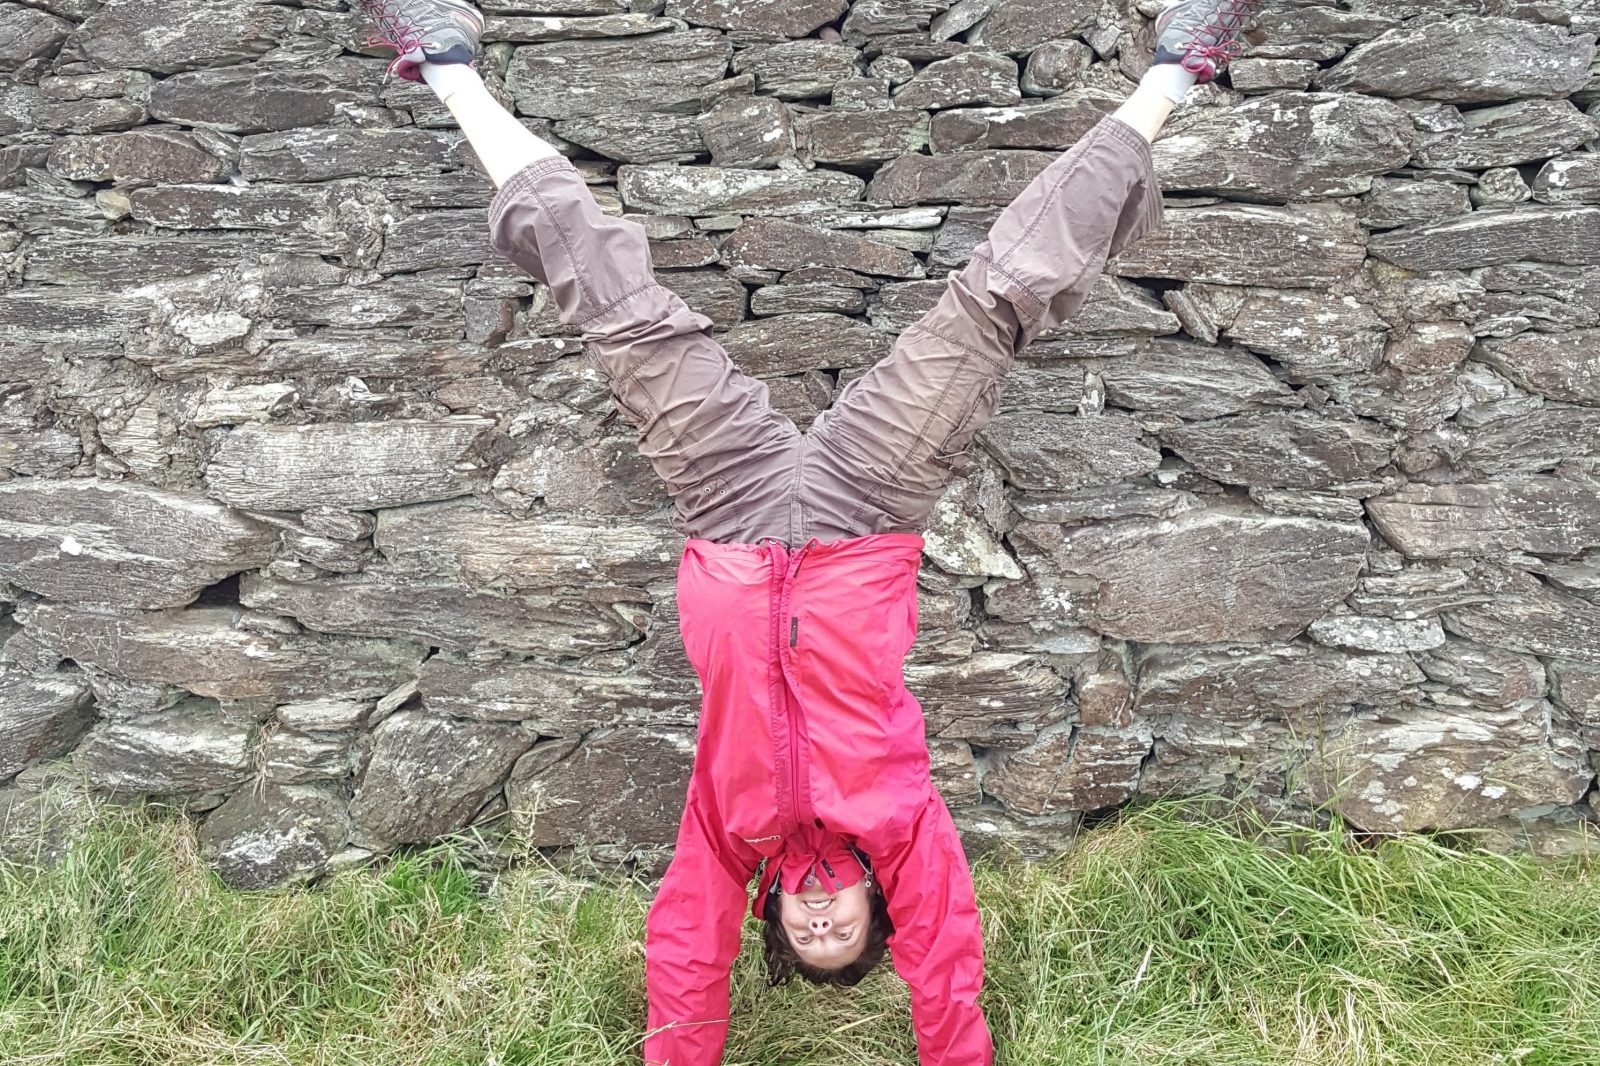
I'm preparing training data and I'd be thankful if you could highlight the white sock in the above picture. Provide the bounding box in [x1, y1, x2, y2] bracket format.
[1139, 62, 1199, 105]
[420, 61, 487, 105]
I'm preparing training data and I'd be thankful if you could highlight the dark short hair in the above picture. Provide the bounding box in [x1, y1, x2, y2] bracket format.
[761, 884, 893, 987]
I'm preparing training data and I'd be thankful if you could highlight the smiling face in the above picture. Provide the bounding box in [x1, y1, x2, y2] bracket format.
[777, 877, 874, 970]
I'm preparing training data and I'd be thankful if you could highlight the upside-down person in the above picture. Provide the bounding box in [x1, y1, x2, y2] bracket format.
[356, 0, 1259, 1061]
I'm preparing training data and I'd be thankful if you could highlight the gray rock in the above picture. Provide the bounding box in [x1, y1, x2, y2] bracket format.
[1318, 17, 1598, 104]
[979, 412, 1163, 491]
[722, 313, 893, 375]
[986, 724, 1152, 815]
[1359, 177, 1473, 231]
[1154, 92, 1415, 201]
[1160, 412, 1394, 489]
[150, 62, 383, 133]
[732, 41, 862, 101]
[484, 13, 675, 40]
[1413, 99, 1598, 170]
[1534, 154, 1600, 205]
[1011, 503, 1369, 644]
[907, 652, 1070, 748]
[0, 667, 95, 781]
[1417, 639, 1547, 709]
[508, 727, 693, 846]
[751, 283, 868, 316]
[1229, 58, 1320, 93]
[205, 418, 499, 511]
[1111, 204, 1368, 288]
[553, 113, 704, 164]
[277, 698, 373, 734]
[1098, 340, 1296, 419]
[1306, 613, 1446, 654]
[1369, 206, 1600, 270]
[797, 109, 931, 167]
[869, 149, 1055, 206]
[74, 697, 252, 796]
[723, 217, 923, 278]
[1134, 641, 1426, 721]
[74, 0, 294, 74]
[350, 710, 530, 849]
[1021, 39, 1095, 95]
[894, 52, 1021, 110]
[420, 654, 695, 729]
[1475, 329, 1600, 404]
[48, 128, 229, 184]
[1369, 479, 1600, 560]
[1443, 572, 1600, 664]
[240, 128, 460, 182]
[619, 163, 864, 215]
[665, 0, 847, 36]
[1224, 288, 1389, 382]
[197, 781, 350, 889]
[506, 30, 732, 119]
[841, 0, 949, 41]
[970, 0, 1097, 53]
[697, 97, 793, 168]
[1302, 704, 1592, 833]
[24, 604, 425, 702]
[0, 480, 276, 611]
[1472, 167, 1544, 209]
[929, 89, 1119, 153]
[953, 803, 1079, 862]
[0, 4, 73, 70]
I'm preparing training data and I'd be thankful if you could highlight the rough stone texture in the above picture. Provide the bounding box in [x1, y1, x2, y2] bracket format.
[4, 0, 1598, 879]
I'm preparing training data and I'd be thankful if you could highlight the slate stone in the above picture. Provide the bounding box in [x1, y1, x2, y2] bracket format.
[1465, 408, 1600, 477]
[484, 13, 675, 40]
[1303, 704, 1591, 833]
[1111, 204, 1368, 288]
[1306, 613, 1446, 654]
[797, 109, 931, 167]
[723, 218, 923, 278]
[1154, 92, 1415, 201]
[1244, 4, 1399, 61]
[969, 0, 1098, 54]
[1417, 639, 1547, 710]
[1021, 39, 1095, 95]
[1475, 329, 1600, 404]
[1011, 503, 1369, 644]
[929, 89, 1119, 153]
[197, 781, 350, 890]
[0, 480, 276, 611]
[906, 652, 1069, 749]
[841, 0, 948, 41]
[506, 30, 733, 119]
[73, 697, 252, 796]
[1229, 58, 1320, 93]
[869, 149, 1055, 206]
[0, 667, 96, 781]
[666, 0, 847, 36]
[979, 412, 1163, 492]
[732, 41, 862, 101]
[619, 163, 864, 215]
[48, 128, 229, 184]
[1134, 642, 1425, 721]
[1160, 413, 1394, 490]
[1097, 340, 1296, 419]
[1223, 289, 1389, 382]
[1534, 154, 1600, 205]
[751, 283, 868, 316]
[721, 313, 893, 375]
[24, 604, 426, 702]
[205, 418, 499, 511]
[986, 725, 1152, 815]
[1318, 17, 1598, 104]
[240, 572, 643, 657]
[1360, 177, 1473, 231]
[239, 128, 460, 182]
[1443, 572, 1600, 664]
[1369, 479, 1600, 560]
[419, 655, 696, 730]
[894, 53, 1021, 110]
[508, 727, 694, 846]
[1413, 99, 1598, 170]
[75, 0, 295, 74]
[1368, 206, 1600, 271]
[0, 4, 73, 70]
[351, 710, 530, 849]
[697, 97, 793, 168]
[150, 62, 383, 134]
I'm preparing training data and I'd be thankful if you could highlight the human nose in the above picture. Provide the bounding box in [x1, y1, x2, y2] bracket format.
[808, 915, 831, 933]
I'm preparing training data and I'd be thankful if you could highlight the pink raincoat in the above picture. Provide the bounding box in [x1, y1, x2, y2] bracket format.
[643, 534, 991, 1066]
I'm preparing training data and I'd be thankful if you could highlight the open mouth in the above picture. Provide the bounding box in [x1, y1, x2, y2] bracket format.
[803, 898, 833, 911]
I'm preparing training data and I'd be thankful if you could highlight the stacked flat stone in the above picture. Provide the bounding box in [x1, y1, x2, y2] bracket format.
[1, 0, 1598, 886]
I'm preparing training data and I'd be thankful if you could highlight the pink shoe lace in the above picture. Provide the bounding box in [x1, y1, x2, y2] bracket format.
[361, 0, 423, 77]
[1183, 0, 1256, 75]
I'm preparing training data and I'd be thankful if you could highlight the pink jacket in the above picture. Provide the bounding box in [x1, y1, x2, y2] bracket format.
[644, 534, 992, 1066]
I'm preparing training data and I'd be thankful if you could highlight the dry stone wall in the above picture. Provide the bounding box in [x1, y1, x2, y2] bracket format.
[2, 0, 1599, 888]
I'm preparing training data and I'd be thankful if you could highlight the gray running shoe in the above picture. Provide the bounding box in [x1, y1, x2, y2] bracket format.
[1153, 0, 1259, 82]
[359, 0, 483, 83]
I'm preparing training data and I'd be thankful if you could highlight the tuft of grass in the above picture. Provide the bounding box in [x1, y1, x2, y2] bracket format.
[1, 799, 1596, 1065]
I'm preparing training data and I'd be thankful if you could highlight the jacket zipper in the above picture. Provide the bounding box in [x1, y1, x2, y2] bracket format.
[777, 540, 816, 834]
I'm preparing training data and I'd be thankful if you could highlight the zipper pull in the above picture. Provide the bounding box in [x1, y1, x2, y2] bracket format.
[790, 617, 799, 647]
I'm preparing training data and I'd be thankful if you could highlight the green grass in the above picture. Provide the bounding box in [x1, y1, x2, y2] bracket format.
[2, 800, 1597, 1065]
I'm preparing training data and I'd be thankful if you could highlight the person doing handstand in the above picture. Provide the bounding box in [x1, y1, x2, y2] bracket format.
[356, 1, 1257, 1061]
